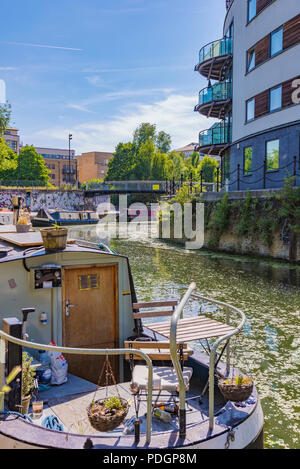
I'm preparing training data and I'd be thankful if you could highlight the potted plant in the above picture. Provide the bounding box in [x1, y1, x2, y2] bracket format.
[218, 374, 253, 403]
[21, 352, 36, 415]
[16, 215, 32, 233]
[87, 396, 129, 432]
[40, 224, 68, 251]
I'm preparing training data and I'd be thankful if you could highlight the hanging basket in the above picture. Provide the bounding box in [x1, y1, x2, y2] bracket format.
[87, 398, 129, 432]
[87, 356, 129, 432]
[218, 379, 253, 403]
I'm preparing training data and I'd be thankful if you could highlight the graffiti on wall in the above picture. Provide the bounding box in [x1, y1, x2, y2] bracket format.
[0, 189, 109, 212]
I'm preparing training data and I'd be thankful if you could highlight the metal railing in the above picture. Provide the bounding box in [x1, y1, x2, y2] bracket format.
[0, 332, 153, 443]
[199, 122, 232, 148]
[198, 37, 232, 65]
[170, 282, 197, 438]
[191, 293, 246, 430]
[198, 82, 232, 107]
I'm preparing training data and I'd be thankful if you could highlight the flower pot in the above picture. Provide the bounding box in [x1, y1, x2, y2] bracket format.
[21, 395, 31, 415]
[16, 223, 32, 233]
[218, 379, 253, 402]
[41, 227, 68, 252]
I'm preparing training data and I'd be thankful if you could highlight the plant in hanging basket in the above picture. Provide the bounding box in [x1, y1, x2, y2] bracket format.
[87, 396, 129, 432]
[218, 374, 253, 403]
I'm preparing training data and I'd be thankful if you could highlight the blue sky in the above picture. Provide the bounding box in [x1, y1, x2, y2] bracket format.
[0, 0, 225, 154]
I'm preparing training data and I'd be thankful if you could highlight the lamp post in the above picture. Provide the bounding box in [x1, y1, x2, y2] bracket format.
[68, 133, 72, 184]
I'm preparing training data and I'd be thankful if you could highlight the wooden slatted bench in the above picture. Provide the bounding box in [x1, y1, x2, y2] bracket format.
[132, 300, 178, 320]
[124, 341, 194, 361]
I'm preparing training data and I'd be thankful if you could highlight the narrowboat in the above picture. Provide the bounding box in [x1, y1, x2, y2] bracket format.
[0, 231, 264, 449]
[31, 208, 100, 227]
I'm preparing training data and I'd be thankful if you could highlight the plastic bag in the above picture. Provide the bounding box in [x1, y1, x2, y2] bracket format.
[47, 340, 68, 385]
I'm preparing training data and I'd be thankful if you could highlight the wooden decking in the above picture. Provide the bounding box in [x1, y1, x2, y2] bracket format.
[30, 373, 224, 437]
[146, 316, 236, 342]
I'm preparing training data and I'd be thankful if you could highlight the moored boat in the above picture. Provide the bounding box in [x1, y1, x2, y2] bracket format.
[0, 231, 264, 449]
[31, 208, 100, 227]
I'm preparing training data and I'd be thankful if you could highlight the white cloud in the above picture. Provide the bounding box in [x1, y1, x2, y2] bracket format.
[30, 93, 217, 153]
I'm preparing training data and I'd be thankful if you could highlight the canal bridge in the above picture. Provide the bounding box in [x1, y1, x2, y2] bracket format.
[85, 180, 216, 196]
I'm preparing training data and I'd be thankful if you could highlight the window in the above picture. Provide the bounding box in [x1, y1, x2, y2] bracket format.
[270, 27, 283, 57]
[78, 274, 99, 291]
[266, 139, 279, 171]
[247, 49, 256, 72]
[246, 98, 255, 122]
[247, 0, 256, 22]
[244, 147, 253, 175]
[270, 85, 282, 112]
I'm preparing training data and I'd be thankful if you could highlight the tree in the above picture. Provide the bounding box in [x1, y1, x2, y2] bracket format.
[156, 131, 172, 153]
[133, 123, 156, 149]
[0, 103, 11, 136]
[0, 137, 18, 180]
[106, 142, 136, 181]
[17, 145, 50, 184]
[198, 155, 219, 183]
[151, 151, 169, 180]
[132, 139, 155, 180]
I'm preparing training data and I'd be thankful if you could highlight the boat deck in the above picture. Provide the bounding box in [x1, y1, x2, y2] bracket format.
[29, 373, 225, 437]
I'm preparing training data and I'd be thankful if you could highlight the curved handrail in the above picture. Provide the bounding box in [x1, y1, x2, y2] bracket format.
[0, 332, 153, 443]
[198, 37, 232, 65]
[169, 282, 197, 438]
[199, 122, 231, 147]
[191, 292, 246, 430]
[198, 82, 232, 106]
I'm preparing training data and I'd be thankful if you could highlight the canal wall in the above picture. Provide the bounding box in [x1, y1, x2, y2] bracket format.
[159, 186, 300, 262]
[0, 189, 110, 212]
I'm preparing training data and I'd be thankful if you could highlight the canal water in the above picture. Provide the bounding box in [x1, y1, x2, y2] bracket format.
[70, 223, 300, 449]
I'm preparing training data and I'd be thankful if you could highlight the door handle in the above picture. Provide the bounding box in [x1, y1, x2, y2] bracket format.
[65, 300, 77, 317]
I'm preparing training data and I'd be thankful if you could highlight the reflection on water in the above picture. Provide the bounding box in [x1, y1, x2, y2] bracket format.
[69, 224, 300, 449]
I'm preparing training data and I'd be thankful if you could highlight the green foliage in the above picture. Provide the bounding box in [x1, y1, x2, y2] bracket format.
[198, 155, 219, 183]
[155, 130, 172, 153]
[106, 142, 136, 181]
[22, 352, 36, 398]
[235, 189, 257, 236]
[278, 176, 300, 233]
[0, 137, 18, 179]
[0, 366, 21, 410]
[103, 396, 125, 410]
[0, 102, 11, 136]
[17, 145, 50, 185]
[207, 192, 230, 248]
[133, 123, 157, 148]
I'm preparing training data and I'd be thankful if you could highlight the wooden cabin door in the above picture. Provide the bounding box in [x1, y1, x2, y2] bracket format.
[62, 264, 119, 384]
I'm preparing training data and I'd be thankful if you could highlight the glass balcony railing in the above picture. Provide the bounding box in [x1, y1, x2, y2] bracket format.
[199, 37, 232, 65]
[199, 122, 232, 148]
[198, 82, 232, 107]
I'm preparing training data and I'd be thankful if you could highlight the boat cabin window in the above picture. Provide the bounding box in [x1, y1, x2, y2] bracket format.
[78, 274, 99, 291]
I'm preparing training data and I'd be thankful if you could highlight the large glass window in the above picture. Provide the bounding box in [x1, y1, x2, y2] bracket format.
[247, 49, 256, 72]
[248, 0, 256, 22]
[270, 27, 283, 57]
[266, 139, 279, 171]
[270, 85, 282, 112]
[244, 147, 253, 175]
[246, 98, 255, 122]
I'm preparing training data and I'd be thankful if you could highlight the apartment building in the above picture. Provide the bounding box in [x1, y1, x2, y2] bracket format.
[76, 151, 113, 183]
[195, 0, 300, 190]
[2, 127, 20, 154]
[35, 147, 77, 187]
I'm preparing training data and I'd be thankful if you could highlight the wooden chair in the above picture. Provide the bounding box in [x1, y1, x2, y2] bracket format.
[132, 299, 179, 338]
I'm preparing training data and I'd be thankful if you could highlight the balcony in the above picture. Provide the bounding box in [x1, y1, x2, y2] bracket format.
[196, 122, 231, 154]
[195, 37, 232, 81]
[194, 82, 232, 119]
